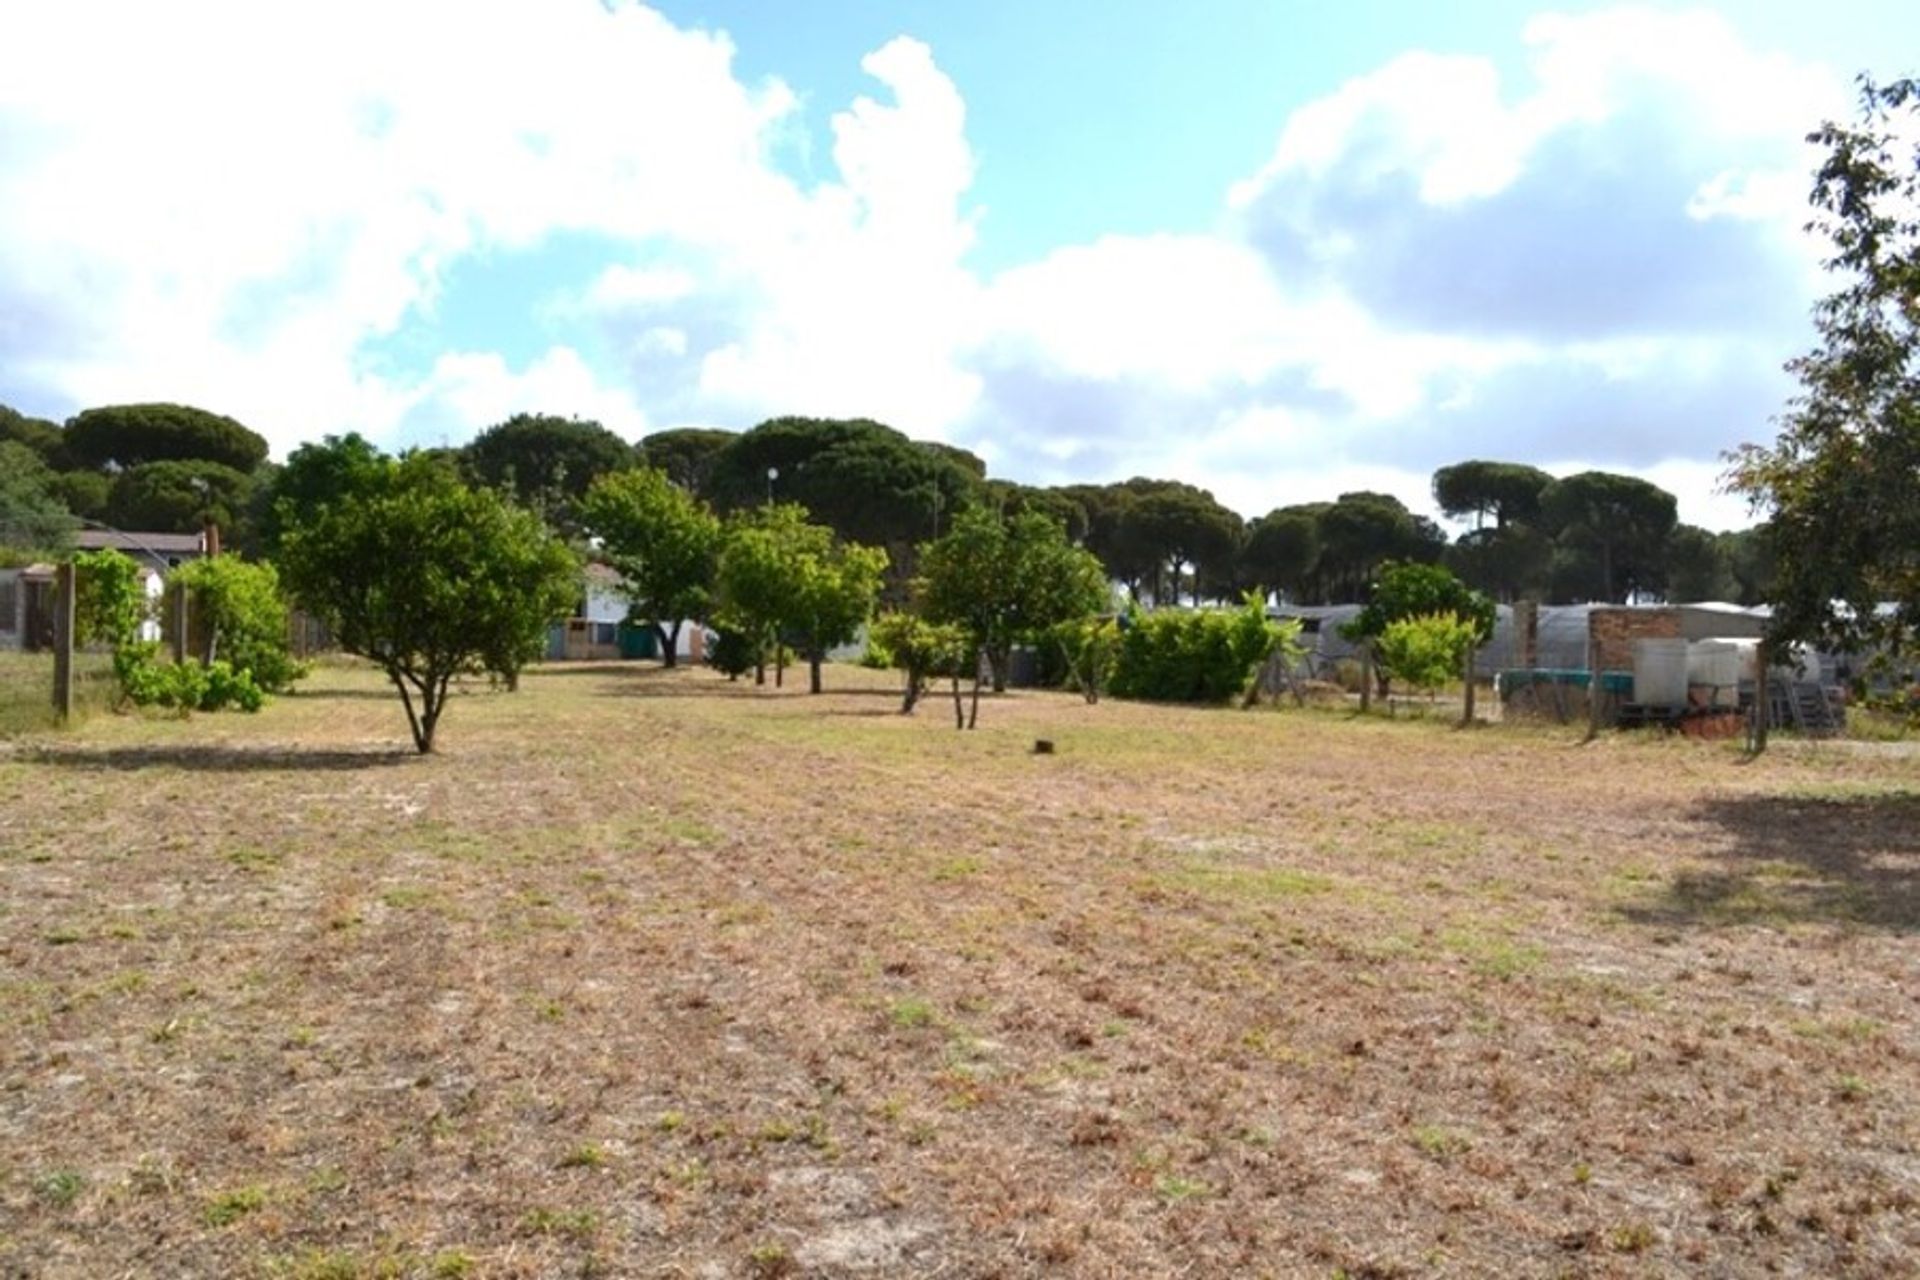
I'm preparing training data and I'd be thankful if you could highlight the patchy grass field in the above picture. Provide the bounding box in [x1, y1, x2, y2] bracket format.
[0, 650, 117, 736]
[1, 660, 1916, 1278]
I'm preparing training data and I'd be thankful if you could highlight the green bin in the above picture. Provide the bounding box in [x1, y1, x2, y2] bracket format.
[618, 624, 659, 660]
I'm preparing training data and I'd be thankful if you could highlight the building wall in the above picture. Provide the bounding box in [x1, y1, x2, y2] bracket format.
[0, 570, 22, 652]
[1589, 607, 1683, 673]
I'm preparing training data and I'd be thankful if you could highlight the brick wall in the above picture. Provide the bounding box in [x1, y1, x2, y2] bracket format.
[1589, 607, 1682, 673]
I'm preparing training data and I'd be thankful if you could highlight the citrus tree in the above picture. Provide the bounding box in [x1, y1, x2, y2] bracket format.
[277, 455, 580, 752]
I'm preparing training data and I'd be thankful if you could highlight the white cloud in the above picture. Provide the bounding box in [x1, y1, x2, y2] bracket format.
[0, 1, 791, 453]
[0, 2, 1850, 534]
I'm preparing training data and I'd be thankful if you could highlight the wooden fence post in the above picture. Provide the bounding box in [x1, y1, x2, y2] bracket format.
[1752, 639, 1770, 753]
[1461, 644, 1477, 727]
[51, 561, 75, 724]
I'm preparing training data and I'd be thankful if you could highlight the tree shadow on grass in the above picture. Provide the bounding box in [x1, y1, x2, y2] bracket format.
[1619, 793, 1920, 933]
[283, 686, 397, 700]
[21, 744, 416, 773]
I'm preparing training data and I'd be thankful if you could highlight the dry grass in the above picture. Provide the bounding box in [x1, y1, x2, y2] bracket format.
[0, 650, 117, 736]
[1, 658, 1917, 1278]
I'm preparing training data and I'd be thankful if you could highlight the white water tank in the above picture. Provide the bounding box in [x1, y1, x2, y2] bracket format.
[1633, 637, 1689, 706]
[1687, 640, 1743, 706]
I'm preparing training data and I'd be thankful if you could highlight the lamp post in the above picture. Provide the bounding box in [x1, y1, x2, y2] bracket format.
[765, 466, 779, 507]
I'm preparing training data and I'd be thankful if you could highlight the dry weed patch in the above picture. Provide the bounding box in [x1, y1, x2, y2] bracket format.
[0, 660, 1916, 1275]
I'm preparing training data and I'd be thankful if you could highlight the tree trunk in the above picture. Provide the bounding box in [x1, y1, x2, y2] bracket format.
[390, 668, 435, 754]
[417, 675, 448, 754]
[1359, 643, 1374, 713]
[901, 665, 923, 714]
[1752, 638, 1771, 753]
[989, 642, 1009, 694]
[968, 666, 982, 730]
[809, 652, 823, 695]
[950, 671, 965, 728]
[657, 620, 680, 668]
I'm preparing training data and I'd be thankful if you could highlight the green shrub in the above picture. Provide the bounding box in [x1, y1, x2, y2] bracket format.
[706, 627, 758, 679]
[1374, 611, 1478, 700]
[1050, 615, 1121, 703]
[169, 556, 305, 692]
[73, 549, 148, 649]
[1109, 596, 1300, 703]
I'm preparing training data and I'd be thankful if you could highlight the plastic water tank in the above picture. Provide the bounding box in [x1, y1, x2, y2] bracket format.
[1687, 640, 1743, 706]
[1633, 637, 1689, 706]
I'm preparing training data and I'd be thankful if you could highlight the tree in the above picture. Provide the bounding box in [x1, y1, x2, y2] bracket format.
[49, 471, 109, 522]
[258, 433, 391, 555]
[1316, 492, 1441, 601]
[63, 403, 268, 473]
[1374, 613, 1482, 708]
[105, 459, 253, 535]
[0, 440, 76, 552]
[168, 556, 304, 692]
[712, 503, 885, 693]
[1720, 526, 1777, 607]
[1431, 461, 1553, 530]
[1058, 482, 1159, 598]
[463, 413, 636, 533]
[639, 427, 736, 498]
[580, 467, 722, 667]
[791, 540, 888, 694]
[1539, 471, 1678, 603]
[1344, 561, 1494, 703]
[1444, 524, 1553, 603]
[277, 456, 580, 753]
[1127, 483, 1243, 606]
[918, 507, 1111, 715]
[706, 417, 983, 556]
[1663, 525, 1734, 602]
[0, 404, 63, 464]
[869, 612, 971, 720]
[1241, 507, 1322, 603]
[1729, 76, 1920, 666]
[1347, 561, 1496, 648]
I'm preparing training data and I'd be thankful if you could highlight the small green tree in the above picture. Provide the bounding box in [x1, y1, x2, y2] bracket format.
[277, 456, 580, 752]
[712, 504, 885, 693]
[869, 612, 971, 720]
[1342, 561, 1494, 701]
[713, 504, 824, 688]
[1374, 612, 1480, 711]
[792, 541, 888, 694]
[918, 507, 1111, 717]
[580, 467, 723, 668]
[169, 556, 305, 692]
[1051, 615, 1122, 704]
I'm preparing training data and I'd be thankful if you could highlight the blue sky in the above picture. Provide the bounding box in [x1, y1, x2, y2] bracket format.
[2, 2, 1914, 529]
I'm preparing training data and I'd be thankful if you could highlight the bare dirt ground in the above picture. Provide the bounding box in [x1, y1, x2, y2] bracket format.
[1, 660, 1915, 1278]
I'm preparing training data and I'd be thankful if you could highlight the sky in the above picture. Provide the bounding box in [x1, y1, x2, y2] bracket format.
[1, 2, 1912, 532]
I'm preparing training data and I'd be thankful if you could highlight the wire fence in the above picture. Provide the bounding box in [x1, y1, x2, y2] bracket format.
[0, 649, 115, 735]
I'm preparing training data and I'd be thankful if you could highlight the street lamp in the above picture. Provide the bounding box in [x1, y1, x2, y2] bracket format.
[766, 466, 779, 506]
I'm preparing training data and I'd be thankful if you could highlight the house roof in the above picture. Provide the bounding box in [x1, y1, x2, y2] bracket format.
[583, 562, 626, 586]
[73, 529, 205, 556]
